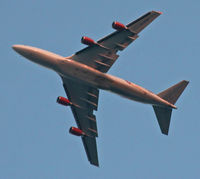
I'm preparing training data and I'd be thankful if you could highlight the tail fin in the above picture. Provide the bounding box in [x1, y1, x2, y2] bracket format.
[153, 106, 172, 135]
[153, 80, 189, 135]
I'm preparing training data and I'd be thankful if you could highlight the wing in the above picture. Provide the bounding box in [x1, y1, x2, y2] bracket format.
[69, 11, 162, 73]
[62, 77, 99, 166]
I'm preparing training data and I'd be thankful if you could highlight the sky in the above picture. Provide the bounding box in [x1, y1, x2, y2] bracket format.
[1, 0, 200, 178]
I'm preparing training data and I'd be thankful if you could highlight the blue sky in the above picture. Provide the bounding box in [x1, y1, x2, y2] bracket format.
[1, 0, 199, 178]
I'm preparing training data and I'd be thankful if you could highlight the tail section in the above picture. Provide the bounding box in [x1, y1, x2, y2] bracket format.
[153, 106, 172, 135]
[153, 80, 189, 135]
[157, 80, 189, 105]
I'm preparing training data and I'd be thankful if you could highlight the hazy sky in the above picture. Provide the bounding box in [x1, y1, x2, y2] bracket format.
[1, 0, 199, 178]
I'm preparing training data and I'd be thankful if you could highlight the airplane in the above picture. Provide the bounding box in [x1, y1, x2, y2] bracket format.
[12, 11, 189, 167]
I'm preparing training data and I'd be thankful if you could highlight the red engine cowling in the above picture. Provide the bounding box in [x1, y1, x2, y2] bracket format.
[112, 21, 127, 30]
[69, 127, 85, 136]
[57, 96, 71, 106]
[81, 36, 96, 46]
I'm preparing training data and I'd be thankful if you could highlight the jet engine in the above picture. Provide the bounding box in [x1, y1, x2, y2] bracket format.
[81, 36, 96, 46]
[112, 21, 127, 30]
[57, 96, 71, 106]
[69, 127, 85, 136]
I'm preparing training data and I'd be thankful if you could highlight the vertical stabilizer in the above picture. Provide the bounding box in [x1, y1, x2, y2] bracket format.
[153, 106, 172, 135]
[153, 80, 189, 135]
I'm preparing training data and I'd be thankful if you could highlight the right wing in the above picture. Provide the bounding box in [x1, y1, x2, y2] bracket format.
[62, 77, 100, 166]
[69, 11, 162, 73]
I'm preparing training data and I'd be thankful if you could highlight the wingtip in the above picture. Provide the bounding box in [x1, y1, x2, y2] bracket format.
[162, 131, 169, 135]
[183, 80, 190, 84]
[153, 10, 163, 15]
[91, 162, 99, 167]
[180, 80, 190, 88]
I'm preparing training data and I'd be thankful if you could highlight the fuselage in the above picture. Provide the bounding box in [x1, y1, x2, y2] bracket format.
[12, 45, 176, 109]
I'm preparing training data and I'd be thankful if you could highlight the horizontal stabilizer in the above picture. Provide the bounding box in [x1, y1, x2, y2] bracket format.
[157, 80, 189, 105]
[153, 106, 172, 135]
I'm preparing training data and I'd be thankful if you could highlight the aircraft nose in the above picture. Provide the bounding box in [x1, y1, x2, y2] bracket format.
[12, 44, 42, 63]
[12, 44, 21, 51]
[12, 44, 24, 51]
[12, 45, 31, 57]
[12, 44, 60, 70]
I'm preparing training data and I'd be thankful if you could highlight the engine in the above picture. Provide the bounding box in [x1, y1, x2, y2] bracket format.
[69, 127, 85, 136]
[112, 21, 127, 31]
[57, 96, 71, 106]
[81, 36, 96, 46]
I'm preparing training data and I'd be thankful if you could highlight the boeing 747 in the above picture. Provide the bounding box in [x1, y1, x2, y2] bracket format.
[12, 11, 189, 166]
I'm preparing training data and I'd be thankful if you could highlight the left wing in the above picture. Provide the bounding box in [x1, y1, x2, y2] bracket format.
[62, 77, 99, 166]
[69, 11, 162, 73]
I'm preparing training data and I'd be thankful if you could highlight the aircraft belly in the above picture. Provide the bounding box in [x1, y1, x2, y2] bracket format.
[110, 83, 154, 104]
[57, 59, 112, 89]
[56, 60, 172, 108]
[107, 75, 171, 107]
